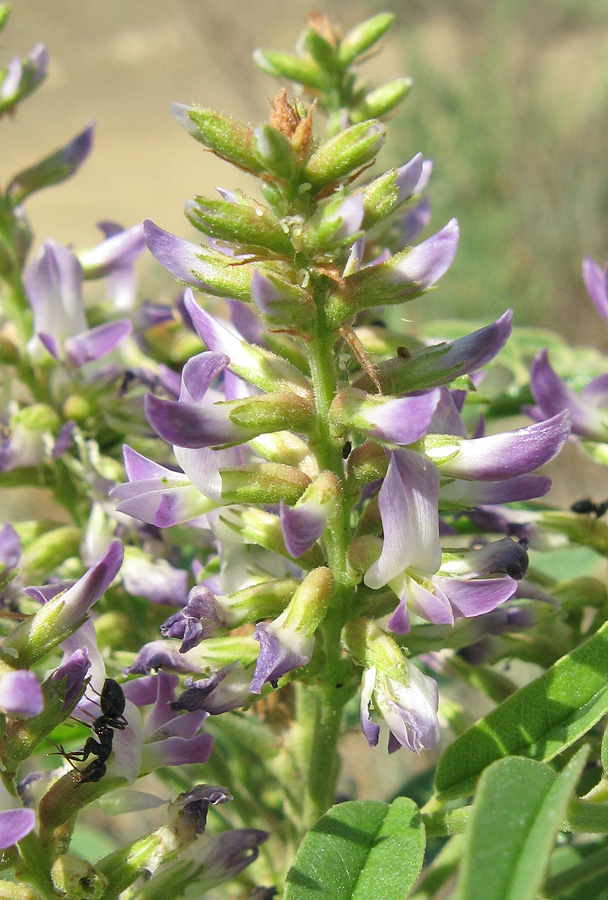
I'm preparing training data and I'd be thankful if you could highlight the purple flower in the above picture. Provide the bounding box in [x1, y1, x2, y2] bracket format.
[79, 222, 146, 310]
[0, 42, 47, 110]
[25, 241, 132, 367]
[47, 648, 91, 710]
[582, 255, 608, 322]
[170, 665, 254, 714]
[161, 585, 228, 651]
[364, 450, 518, 632]
[360, 661, 439, 754]
[0, 808, 36, 849]
[529, 349, 608, 442]
[425, 391, 571, 480]
[0, 670, 43, 717]
[3, 541, 124, 665]
[249, 620, 313, 694]
[112, 445, 218, 527]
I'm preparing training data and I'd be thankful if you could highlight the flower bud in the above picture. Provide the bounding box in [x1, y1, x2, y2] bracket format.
[253, 124, 299, 180]
[351, 78, 413, 123]
[221, 462, 310, 505]
[253, 49, 327, 92]
[296, 193, 364, 253]
[346, 441, 388, 490]
[0, 43, 47, 116]
[249, 269, 314, 330]
[172, 104, 265, 175]
[361, 155, 422, 228]
[185, 196, 292, 256]
[337, 13, 395, 67]
[279, 471, 341, 557]
[326, 220, 459, 325]
[302, 121, 386, 191]
[7, 124, 94, 206]
[249, 567, 334, 692]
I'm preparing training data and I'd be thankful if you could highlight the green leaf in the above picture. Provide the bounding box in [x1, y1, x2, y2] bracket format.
[455, 748, 587, 900]
[283, 798, 425, 900]
[435, 621, 608, 799]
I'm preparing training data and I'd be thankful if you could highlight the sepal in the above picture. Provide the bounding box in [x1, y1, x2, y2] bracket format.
[171, 104, 265, 175]
[337, 13, 395, 67]
[185, 196, 292, 256]
[302, 121, 386, 191]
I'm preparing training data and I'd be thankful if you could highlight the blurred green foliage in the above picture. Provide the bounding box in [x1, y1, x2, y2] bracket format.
[376, 0, 608, 341]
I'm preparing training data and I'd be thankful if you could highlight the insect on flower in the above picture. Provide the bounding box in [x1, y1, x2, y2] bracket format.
[55, 678, 127, 784]
[570, 497, 608, 518]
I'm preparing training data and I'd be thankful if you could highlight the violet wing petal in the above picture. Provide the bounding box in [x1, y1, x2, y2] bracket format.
[0, 522, 20, 571]
[144, 393, 244, 449]
[279, 499, 327, 558]
[0, 670, 43, 717]
[64, 319, 132, 367]
[360, 668, 380, 747]
[530, 349, 605, 438]
[395, 153, 424, 202]
[144, 220, 213, 290]
[437, 410, 571, 481]
[364, 389, 440, 443]
[179, 351, 230, 403]
[141, 732, 213, 772]
[249, 623, 313, 694]
[434, 574, 517, 618]
[0, 808, 36, 850]
[440, 474, 552, 507]
[391, 218, 459, 288]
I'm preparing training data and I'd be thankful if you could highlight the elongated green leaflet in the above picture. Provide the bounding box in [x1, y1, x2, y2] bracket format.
[435, 621, 608, 799]
[283, 798, 425, 900]
[455, 749, 587, 900]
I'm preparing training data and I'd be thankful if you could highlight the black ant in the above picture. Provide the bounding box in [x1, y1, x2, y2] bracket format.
[55, 678, 127, 784]
[570, 498, 608, 518]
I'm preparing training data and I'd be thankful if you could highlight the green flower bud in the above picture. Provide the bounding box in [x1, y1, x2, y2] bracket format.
[172, 104, 265, 175]
[303, 121, 386, 191]
[249, 430, 318, 474]
[296, 191, 364, 254]
[351, 77, 413, 123]
[346, 441, 388, 490]
[337, 13, 395, 67]
[51, 855, 108, 900]
[253, 125, 299, 181]
[220, 462, 310, 505]
[226, 391, 314, 438]
[0, 7, 10, 33]
[281, 566, 334, 635]
[343, 617, 407, 681]
[20, 526, 81, 579]
[347, 535, 382, 578]
[253, 49, 327, 92]
[185, 196, 293, 256]
[219, 507, 324, 569]
[305, 26, 337, 70]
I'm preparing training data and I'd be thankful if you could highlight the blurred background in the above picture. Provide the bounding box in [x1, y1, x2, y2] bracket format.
[5, 0, 608, 344]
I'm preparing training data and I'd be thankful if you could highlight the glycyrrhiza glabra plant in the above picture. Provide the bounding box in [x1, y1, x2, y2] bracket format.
[114, 5, 571, 875]
[4, 6, 608, 899]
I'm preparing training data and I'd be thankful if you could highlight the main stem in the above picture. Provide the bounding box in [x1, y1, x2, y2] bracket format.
[298, 284, 354, 828]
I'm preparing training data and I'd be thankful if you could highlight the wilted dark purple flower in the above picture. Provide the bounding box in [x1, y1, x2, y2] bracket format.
[161, 584, 227, 651]
[170, 665, 253, 715]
